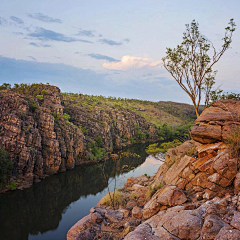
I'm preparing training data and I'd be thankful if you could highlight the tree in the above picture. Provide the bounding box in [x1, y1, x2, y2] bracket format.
[162, 19, 236, 118]
[0, 146, 12, 188]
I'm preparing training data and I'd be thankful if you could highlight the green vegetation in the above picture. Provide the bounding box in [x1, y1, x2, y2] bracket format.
[61, 92, 199, 127]
[162, 19, 236, 117]
[63, 113, 71, 121]
[8, 181, 17, 190]
[210, 90, 240, 104]
[226, 126, 240, 157]
[146, 139, 182, 155]
[36, 95, 43, 100]
[146, 181, 165, 200]
[99, 191, 128, 207]
[87, 136, 107, 161]
[0, 146, 13, 189]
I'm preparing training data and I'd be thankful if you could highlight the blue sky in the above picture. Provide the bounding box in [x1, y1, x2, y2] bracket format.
[0, 0, 239, 103]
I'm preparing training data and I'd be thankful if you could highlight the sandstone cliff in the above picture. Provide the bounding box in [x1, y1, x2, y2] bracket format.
[67, 99, 240, 240]
[0, 84, 195, 191]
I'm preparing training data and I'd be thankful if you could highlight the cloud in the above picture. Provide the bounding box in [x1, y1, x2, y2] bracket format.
[0, 55, 192, 103]
[28, 27, 93, 43]
[77, 29, 95, 37]
[87, 53, 118, 62]
[103, 55, 162, 70]
[28, 56, 37, 61]
[27, 13, 62, 23]
[29, 42, 52, 47]
[0, 17, 8, 26]
[13, 32, 24, 35]
[99, 38, 122, 46]
[10, 16, 24, 24]
[123, 38, 130, 43]
[74, 52, 81, 54]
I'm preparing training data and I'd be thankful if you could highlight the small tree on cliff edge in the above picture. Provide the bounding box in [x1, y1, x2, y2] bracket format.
[162, 19, 236, 118]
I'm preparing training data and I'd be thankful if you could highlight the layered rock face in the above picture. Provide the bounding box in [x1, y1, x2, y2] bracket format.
[67, 99, 240, 240]
[191, 99, 240, 143]
[0, 84, 161, 190]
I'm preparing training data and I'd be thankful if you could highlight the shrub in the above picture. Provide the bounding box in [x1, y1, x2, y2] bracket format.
[145, 143, 162, 155]
[0, 147, 12, 188]
[135, 130, 146, 142]
[226, 126, 240, 157]
[53, 112, 60, 119]
[146, 181, 165, 200]
[29, 103, 38, 113]
[8, 181, 17, 190]
[0, 83, 11, 90]
[99, 191, 128, 207]
[63, 113, 71, 121]
[36, 95, 43, 100]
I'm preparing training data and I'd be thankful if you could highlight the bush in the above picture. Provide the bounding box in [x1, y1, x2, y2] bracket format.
[29, 103, 38, 113]
[0, 146, 12, 189]
[36, 95, 43, 100]
[99, 191, 128, 207]
[63, 113, 71, 121]
[8, 181, 17, 190]
[146, 181, 165, 200]
[226, 126, 240, 157]
[145, 143, 162, 155]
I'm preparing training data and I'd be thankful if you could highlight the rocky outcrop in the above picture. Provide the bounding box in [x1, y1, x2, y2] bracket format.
[191, 99, 240, 144]
[68, 99, 240, 240]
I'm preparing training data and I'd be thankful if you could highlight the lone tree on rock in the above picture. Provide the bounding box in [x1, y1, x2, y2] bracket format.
[162, 19, 236, 118]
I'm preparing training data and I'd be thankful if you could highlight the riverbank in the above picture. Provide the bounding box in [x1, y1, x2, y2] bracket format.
[0, 143, 164, 240]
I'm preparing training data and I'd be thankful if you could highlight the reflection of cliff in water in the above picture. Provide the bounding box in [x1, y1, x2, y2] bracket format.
[0, 143, 148, 240]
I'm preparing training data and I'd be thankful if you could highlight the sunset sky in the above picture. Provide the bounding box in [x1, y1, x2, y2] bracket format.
[0, 0, 239, 103]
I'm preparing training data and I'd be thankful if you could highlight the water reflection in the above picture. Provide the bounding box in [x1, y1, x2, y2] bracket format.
[0, 143, 163, 240]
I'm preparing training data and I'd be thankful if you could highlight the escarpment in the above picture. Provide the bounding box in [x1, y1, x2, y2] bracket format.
[1, 84, 195, 191]
[67, 99, 240, 240]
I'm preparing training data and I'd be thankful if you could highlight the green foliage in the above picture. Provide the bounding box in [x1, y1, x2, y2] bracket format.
[96, 136, 103, 147]
[8, 181, 17, 190]
[0, 146, 12, 189]
[53, 112, 60, 119]
[226, 126, 240, 157]
[79, 125, 89, 135]
[0, 83, 11, 90]
[162, 19, 236, 117]
[167, 157, 178, 169]
[146, 181, 165, 200]
[63, 113, 71, 121]
[135, 130, 146, 142]
[145, 143, 162, 155]
[87, 140, 107, 161]
[210, 90, 240, 105]
[146, 139, 182, 155]
[29, 102, 38, 113]
[99, 191, 128, 207]
[158, 124, 173, 140]
[36, 95, 43, 100]
[41, 89, 48, 95]
[130, 137, 135, 144]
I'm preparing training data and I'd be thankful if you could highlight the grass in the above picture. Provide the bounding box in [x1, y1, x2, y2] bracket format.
[146, 181, 165, 200]
[226, 125, 240, 157]
[99, 191, 129, 207]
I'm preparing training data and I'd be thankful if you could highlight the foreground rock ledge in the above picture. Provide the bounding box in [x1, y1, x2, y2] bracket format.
[67, 100, 240, 240]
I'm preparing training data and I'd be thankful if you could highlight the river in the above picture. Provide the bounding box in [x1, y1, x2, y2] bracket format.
[0, 143, 164, 240]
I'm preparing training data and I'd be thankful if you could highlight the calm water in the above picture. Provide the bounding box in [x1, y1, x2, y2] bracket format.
[0, 143, 163, 240]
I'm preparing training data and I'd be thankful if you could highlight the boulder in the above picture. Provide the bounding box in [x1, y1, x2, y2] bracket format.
[214, 226, 240, 240]
[230, 211, 240, 230]
[142, 184, 187, 219]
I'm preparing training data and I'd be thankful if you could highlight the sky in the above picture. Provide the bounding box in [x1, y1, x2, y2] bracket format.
[0, 0, 239, 103]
